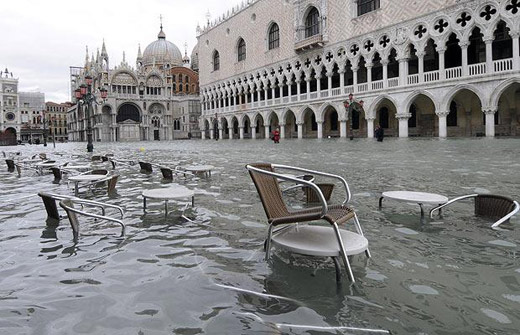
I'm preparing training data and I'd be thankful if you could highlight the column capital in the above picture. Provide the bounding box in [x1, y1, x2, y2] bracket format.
[459, 41, 469, 49]
[296, 121, 304, 126]
[381, 59, 389, 66]
[436, 47, 446, 54]
[416, 51, 425, 58]
[436, 110, 450, 117]
[510, 31, 520, 39]
[351, 66, 359, 72]
[482, 108, 497, 115]
[366, 117, 375, 121]
[278, 122, 286, 127]
[396, 113, 412, 120]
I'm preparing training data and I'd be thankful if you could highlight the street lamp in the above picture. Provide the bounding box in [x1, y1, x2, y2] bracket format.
[75, 75, 108, 152]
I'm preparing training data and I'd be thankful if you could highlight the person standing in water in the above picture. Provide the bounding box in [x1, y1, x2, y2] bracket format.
[272, 127, 280, 143]
[375, 125, 384, 142]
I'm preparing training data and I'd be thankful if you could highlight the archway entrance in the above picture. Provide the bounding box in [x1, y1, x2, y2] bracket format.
[447, 89, 483, 137]
[323, 106, 339, 138]
[255, 115, 265, 139]
[284, 110, 297, 138]
[408, 94, 437, 137]
[496, 82, 520, 136]
[302, 108, 317, 138]
[117, 103, 141, 141]
[375, 99, 398, 137]
[0, 127, 17, 145]
[101, 105, 112, 142]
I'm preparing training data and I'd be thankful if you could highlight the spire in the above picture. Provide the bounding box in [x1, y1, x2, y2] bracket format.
[101, 39, 107, 56]
[123, 51, 126, 63]
[137, 43, 142, 59]
[96, 48, 100, 63]
[91, 53, 95, 63]
[183, 42, 190, 66]
[85, 45, 89, 65]
[158, 14, 166, 39]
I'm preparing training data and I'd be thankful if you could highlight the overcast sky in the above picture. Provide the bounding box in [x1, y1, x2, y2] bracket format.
[0, 0, 234, 103]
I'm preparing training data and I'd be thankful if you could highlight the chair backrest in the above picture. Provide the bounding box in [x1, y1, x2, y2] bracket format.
[475, 194, 515, 219]
[107, 174, 119, 193]
[247, 163, 289, 223]
[51, 167, 62, 180]
[59, 199, 80, 238]
[5, 159, 15, 171]
[38, 192, 61, 220]
[91, 155, 102, 161]
[91, 169, 108, 175]
[39, 153, 47, 160]
[161, 167, 173, 180]
[304, 183, 334, 203]
[139, 162, 153, 173]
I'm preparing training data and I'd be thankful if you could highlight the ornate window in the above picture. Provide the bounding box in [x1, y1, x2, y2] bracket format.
[358, 0, 380, 16]
[305, 7, 320, 38]
[213, 51, 220, 71]
[237, 38, 246, 62]
[268, 23, 280, 50]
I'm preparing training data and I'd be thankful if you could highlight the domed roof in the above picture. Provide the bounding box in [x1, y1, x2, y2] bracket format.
[190, 43, 199, 72]
[142, 27, 183, 67]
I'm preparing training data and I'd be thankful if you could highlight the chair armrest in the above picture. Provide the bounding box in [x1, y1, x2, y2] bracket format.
[272, 164, 352, 205]
[59, 200, 125, 235]
[429, 194, 478, 218]
[246, 164, 328, 217]
[492, 200, 519, 228]
[68, 198, 124, 219]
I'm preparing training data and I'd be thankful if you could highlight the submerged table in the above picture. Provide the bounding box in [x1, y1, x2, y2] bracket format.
[379, 191, 448, 216]
[184, 165, 214, 177]
[68, 174, 108, 196]
[142, 185, 195, 216]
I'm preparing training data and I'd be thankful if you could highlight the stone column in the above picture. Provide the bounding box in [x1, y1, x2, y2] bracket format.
[306, 78, 311, 100]
[279, 84, 283, 100]
[209, 125, 214, 139]
[297, 122, 303, 139]
[265, 125, 270, 139]
[512, 33, 520, 71]
[257, 89, 261, 102]
[264, 87, 268, 101]
[327, 70, 333, 96]
[366, 117, 375, 138]
[352, 66, 359, 93]
[437, 48, 446, 80]
[251, 126, 256, 139]
[483, 108, 497, 137]
[340, 119, 347, 138]
[339, 69, 345, 89]
[485, 38, 493, 73]
[296, 80, 301, 101]
[228, 126, 234, 140]
[461, 42, 469, 76]
[437, 111, 449, 138]
[316, 74, 322, 94]
[382, 60, 389, 88]
[239, 126, 244, 139]
[317, 121, 323, 139]
[279, 123, 285, 139]
[271, 87, 276, 102]
[397, 113, 411, 138]
[366, 62, 373, 86]
[398, 57, 407, 85]
[417, 51, 425, 83]
[218, 127, 223, 140]
[201, 128, 206, 139]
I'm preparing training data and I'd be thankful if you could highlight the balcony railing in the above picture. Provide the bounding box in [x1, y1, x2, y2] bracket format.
[203, 59, 517, 116]
[294, 21, 326, 52]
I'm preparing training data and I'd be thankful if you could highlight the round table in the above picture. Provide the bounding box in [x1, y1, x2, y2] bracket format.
[379, 191, 448, 216]
[142, 185, 195, 216]
[68, 174, 108, 196]
[184, 165, 214, 177]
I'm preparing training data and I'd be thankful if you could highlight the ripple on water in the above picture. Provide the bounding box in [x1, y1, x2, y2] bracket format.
[480, 308, 512, 324]
[409, 285, 439, 295]
[395, 228, 419, 235]
[488, 240, 517, 248]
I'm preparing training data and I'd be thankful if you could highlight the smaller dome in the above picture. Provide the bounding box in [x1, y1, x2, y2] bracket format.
[190, 43, 199, 72]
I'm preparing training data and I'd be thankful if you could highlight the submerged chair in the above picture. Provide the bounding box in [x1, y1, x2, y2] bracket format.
[59, 199, 125, 239]
[430, 194, 519, 228]
[139, 161, 153, 173]
[246, 163, 370, 283]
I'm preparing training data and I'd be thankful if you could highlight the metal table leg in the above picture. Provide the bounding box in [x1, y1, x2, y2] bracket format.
[418, 203, 424, 216]
[143, 197, 147, 213]
[165, 200, 168, 216]
[378, 196, 384, 208]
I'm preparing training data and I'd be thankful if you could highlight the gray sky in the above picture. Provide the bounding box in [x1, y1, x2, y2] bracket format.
[0, 0, 234, 103]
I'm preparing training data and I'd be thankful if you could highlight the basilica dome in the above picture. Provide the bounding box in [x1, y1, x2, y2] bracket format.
[142, 27, 183, 67]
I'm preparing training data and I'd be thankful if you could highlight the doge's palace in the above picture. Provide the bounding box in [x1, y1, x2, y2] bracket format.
[197, 0, 520, 139]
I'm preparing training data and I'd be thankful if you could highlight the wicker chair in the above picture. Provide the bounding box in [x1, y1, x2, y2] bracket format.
[246, 163, 370, 283]
[139, 161, 153, 173]
[430, 194, 519, 228]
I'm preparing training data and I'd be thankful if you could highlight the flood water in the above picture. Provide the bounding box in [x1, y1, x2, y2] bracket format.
[1, 138, 519, 334]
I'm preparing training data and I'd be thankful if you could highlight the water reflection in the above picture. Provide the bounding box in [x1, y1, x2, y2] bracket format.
[0, 138, 519, 334]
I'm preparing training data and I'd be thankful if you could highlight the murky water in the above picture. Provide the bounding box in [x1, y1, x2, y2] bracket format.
[1, 138, 519, 334]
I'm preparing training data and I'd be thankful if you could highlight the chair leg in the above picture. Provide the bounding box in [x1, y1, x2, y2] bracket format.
[353, 213, 371, 258]
[265, 225, 274, 261]
[332, 222, 355, 283]
[332, 257, 341, 283]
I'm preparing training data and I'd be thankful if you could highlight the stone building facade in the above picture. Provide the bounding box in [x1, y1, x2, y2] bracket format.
[19, 92, 46, 143]
[197, 0, 520, 139]
[0, 69, 20, 144]
[67, 26, 201, 142]
[46, 102, 71, 142]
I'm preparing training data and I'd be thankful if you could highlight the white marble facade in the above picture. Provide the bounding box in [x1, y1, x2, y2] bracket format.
[198, 0, 520, 139]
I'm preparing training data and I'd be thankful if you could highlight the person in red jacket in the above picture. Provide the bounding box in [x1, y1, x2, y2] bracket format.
[272, 127, 280, 143]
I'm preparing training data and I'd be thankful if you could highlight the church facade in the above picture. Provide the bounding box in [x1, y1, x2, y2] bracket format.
[68, 26, 201, 142]
[197, 0, 520, 139]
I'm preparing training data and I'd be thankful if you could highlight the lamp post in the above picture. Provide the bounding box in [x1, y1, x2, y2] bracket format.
[42, 110, 47, 147]
[74, 75, 108, 152]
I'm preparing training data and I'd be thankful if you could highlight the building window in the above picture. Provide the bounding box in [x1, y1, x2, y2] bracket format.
[305, 7, 320, 38]
[213, 51, 220, 71]
[237, 38, 246, 62]
[358, 0, 380, 16]
[268, 23, 280, 50]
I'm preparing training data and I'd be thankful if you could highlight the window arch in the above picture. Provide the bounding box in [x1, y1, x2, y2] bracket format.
[237, 38, 246, 61]
[213, 51, 220, 71]
[268, 23, 280, 50]
[305, 7, 320, 38]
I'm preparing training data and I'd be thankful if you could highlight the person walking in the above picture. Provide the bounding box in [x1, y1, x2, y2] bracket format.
[272, 127, 280, 144]
[375, 125, 384, 142]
